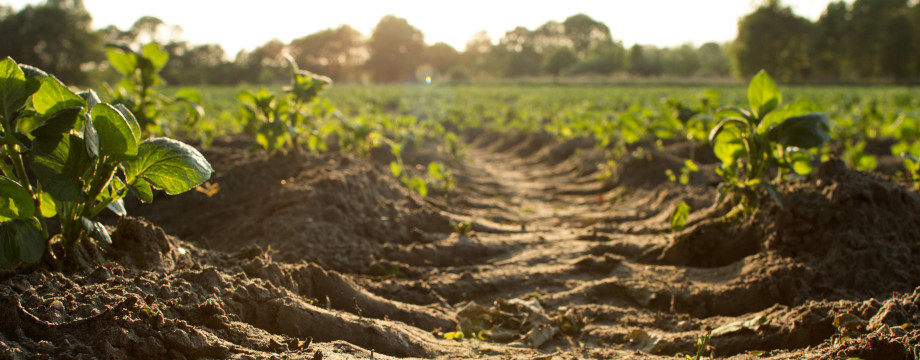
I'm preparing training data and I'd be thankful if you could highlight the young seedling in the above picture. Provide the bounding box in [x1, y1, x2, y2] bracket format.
[0, 57, 212, 266]
[709, 70, 831, 216]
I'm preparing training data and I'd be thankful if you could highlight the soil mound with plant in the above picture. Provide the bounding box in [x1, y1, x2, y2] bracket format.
[3, 131, 919, 359]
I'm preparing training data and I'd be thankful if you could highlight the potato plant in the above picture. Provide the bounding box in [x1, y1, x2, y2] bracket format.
[237, 55, 331, 154]
[0, 57, 212, 265]
[709, 70, 831, 215]
[104, 43, 204, 136]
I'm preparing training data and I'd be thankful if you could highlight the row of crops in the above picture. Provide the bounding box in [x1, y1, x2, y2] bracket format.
[4, 42, 920, 266]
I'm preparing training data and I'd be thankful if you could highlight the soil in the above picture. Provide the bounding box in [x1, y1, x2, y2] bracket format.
[2, 131, 920, 359]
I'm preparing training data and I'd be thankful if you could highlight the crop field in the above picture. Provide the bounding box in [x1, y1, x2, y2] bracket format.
[3, 50, 920, 360]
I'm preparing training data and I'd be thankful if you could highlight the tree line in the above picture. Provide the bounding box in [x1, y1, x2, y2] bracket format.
[2, 0, 918, 85]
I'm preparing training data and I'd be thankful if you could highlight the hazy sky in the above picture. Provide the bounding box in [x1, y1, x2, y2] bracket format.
[7, 0, 842, 56]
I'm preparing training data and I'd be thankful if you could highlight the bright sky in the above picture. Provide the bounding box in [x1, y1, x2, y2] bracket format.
[7, 0, 841, 56]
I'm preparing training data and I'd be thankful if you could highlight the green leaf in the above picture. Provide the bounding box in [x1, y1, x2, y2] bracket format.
[856, 155, 877, 172]
[670, 201, 690, 230]
[91, 103, 138, 160]
[128, 177, 153, 203]
[175, 88, 202, 104]
[767, 113, 831, 149]
[0, 176, 35, 220]
[79, 216, 111, 244]
[77, 89, 101, 111]
[390, 161, 402, 177]
[142, 43, 169, 71]
[712, 123, 747, 165]
[106, 198, 126, 216]
[105, 46, 138, 75]
[0, 57, 41, 117]
[787, 149, 813, 175]
[256, 121, 286, 151]
[83, 116, 99, 159]
[758, 100, 821, 133]
[39, 191, 57, 218]
[748, 70, 781, 119]
[30, 106, 83, 142]
[31, 75, 84, 118]
[31, 134, 89, 202]
[0, 219, 44, 265]
[112, 104, 141, 144]
[123, 138, 213, 195]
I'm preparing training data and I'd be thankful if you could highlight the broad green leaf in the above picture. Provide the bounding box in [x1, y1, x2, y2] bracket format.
[175, 88, 202, 104]
[670, 201, 690, 230]
[30, 106, 82, 141]
[712, 123, 746, 165]
[79, 216, 111, 244]
[0, 57, 41, 117]
[83, 116, 99, 159]
[758, 100, 821, 133]
[39, 191, 57, 218]
[128, 177, 153, 203]
[123, 138, 212, 195]
[18, 63, 48, 79]
[105, 47, 137, 75]
[91, 103, 138, 160]
[32, 75, 84, 118]
[142, 43, 169, 71]
[767, 113, 831, 149]
[0, 176, 35, 220]
[0, 219, 44, 265]
[787, 149, 813, 175]
[390, 161, 402, 177]
[106, 198, 126, 216]
[77, 89, 101, 111]
[236, 91, 257, 105]
[138, 57, 161, 88]
[31, 134, 89, 202]
[748, 70, 781, 119]
[716, 107, 752, 121]
[856, 155, 877, 172]
[112, 104, 141, 144]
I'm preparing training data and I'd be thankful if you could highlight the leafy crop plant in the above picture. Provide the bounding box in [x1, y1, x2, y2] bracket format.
[709, 70, 831, 216]
[0, 57, 212, 266]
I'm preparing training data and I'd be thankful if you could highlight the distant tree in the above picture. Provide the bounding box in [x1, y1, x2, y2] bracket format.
[459, 31, 500, 79]
[662, 44, 700, 76]
[543, 46, 578, 76]
[499, 26, 542, 77]
[811, 1, 851, 80]
[235, 39, 287, 84]
[289, 25, 366, 82]
[0, 0, 101, 84]
[629, 44, 663, 76]
[847, 0, 914, 79]
[732, 0, 813, 81]
[563, 14, 613, 56]
[162, 43, 232, 85]
[531, 21, 572, 54]
[423, 42, 459, 75]
[366, 15, 425, 83]
[696, 42, 730, 77]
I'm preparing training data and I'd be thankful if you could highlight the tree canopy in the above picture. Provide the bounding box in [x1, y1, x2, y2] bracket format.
[3, 0, 918, 85]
